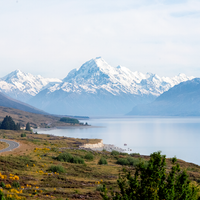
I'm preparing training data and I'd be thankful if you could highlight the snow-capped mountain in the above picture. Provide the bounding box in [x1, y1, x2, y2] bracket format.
[27, 57, 194, 116]
[128, 78, 200, 116]
[60, 57, 193, 96]
[0, 70, 62, 102]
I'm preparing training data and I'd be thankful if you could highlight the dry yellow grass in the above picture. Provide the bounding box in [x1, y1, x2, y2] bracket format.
[0, 141, 9, 150]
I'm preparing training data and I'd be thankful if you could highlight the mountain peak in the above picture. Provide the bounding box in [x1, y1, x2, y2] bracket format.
[2, 69, 27, 82]
[63, 57, 113, 83]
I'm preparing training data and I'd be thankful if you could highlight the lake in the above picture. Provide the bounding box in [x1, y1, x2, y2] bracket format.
[37, 117, 200, 165]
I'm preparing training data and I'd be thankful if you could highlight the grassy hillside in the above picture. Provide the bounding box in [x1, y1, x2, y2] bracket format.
[0, 130, 200, 199]
[0, 106, 82, 128]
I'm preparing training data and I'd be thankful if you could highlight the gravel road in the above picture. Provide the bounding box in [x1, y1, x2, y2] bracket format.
[0, 139, 20, 153]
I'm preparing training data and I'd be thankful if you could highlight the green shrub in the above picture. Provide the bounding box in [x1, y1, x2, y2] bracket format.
[127, 157, 141, 166]
[98, 157, 107, 165]
[12, 181, 20, 188]
[116, 158, 129, 165]
[56, 152, 84, 164]
[71, 156, 84, 164]
[21, 133, 26, 137]
[0, 181, 5, 188]
[130, 152, 140, 156]
[117, 157, 146, 166]
[111, 150, 119, 156]
[0, 190, 5, 200]
[57, 152, 73, 162]
[49, 165, 66, 173]
[84, 153, 94, 161]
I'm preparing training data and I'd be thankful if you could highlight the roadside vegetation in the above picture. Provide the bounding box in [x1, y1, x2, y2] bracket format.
[0, 129, 200, 199]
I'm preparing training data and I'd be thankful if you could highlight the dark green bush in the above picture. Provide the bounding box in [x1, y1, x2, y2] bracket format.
[84, 153, 94, 161]
[130, 152, 140, 156]
[12, 181, 20, 188]
[71, 156, 84, 164]
[127, 157, 141, 166]
[56, 152, 84, 164]
[111, 150, 120, 156]
[0, 181, 5, 188]
[57, 152, 73, 162]
[21, 133, 26, 137]
[0, 190, 5, 200]
[49, 165, 66, 173]
[117, 157, 146, 166]
[116, 158, 129, 165]
[98, 157, 107, 165]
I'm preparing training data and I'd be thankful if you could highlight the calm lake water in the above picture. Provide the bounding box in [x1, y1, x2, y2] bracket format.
[37, 117, 200, 165]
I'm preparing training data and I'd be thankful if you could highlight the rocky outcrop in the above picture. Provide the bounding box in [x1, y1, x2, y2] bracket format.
[80, 140, 104, 148]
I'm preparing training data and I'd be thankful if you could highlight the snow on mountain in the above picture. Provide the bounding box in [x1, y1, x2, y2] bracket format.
[28, 57, 195, 116]
[51, 57, 194, 97]
[128, 78, 200, 116]
[0, 70, 62, 102]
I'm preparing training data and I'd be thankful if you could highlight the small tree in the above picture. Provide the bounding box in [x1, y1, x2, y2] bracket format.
[25, 122, 31, 131]
[101, 151, 199, 200]
[15, 123, 20, 130]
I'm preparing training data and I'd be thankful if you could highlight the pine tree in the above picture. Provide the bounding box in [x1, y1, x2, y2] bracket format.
[15, 123, 20, 130]
[25, 122, 31, 131]
[0, 116, 16, 130]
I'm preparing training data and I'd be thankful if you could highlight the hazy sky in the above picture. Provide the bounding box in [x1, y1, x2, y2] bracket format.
[0, 0, 200, 79]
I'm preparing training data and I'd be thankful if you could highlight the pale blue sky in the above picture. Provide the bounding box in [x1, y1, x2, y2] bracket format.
[0, 0, 200, 78]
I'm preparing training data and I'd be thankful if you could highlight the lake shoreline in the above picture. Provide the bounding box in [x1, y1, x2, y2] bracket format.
[33, 125, 103, 132]
[34, 117, 200, 165]
[34, 127, 126, 153]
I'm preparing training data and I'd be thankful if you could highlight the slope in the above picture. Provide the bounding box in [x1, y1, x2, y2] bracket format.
[127, 78, 200, 116]
[0, 91, 48, 115]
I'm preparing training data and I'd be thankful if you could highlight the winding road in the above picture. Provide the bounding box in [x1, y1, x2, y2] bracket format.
[0, 139, 20, 153]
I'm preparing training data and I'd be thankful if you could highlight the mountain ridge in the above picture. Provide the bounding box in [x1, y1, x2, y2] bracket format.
[127, 78, 200, 116]
[0, 69, 62, 102]
[27, 57, 194, 116]
[0, 91, 48, 115]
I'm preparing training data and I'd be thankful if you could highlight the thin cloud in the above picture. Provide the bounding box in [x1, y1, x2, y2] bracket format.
[0, 0, 200, 78]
